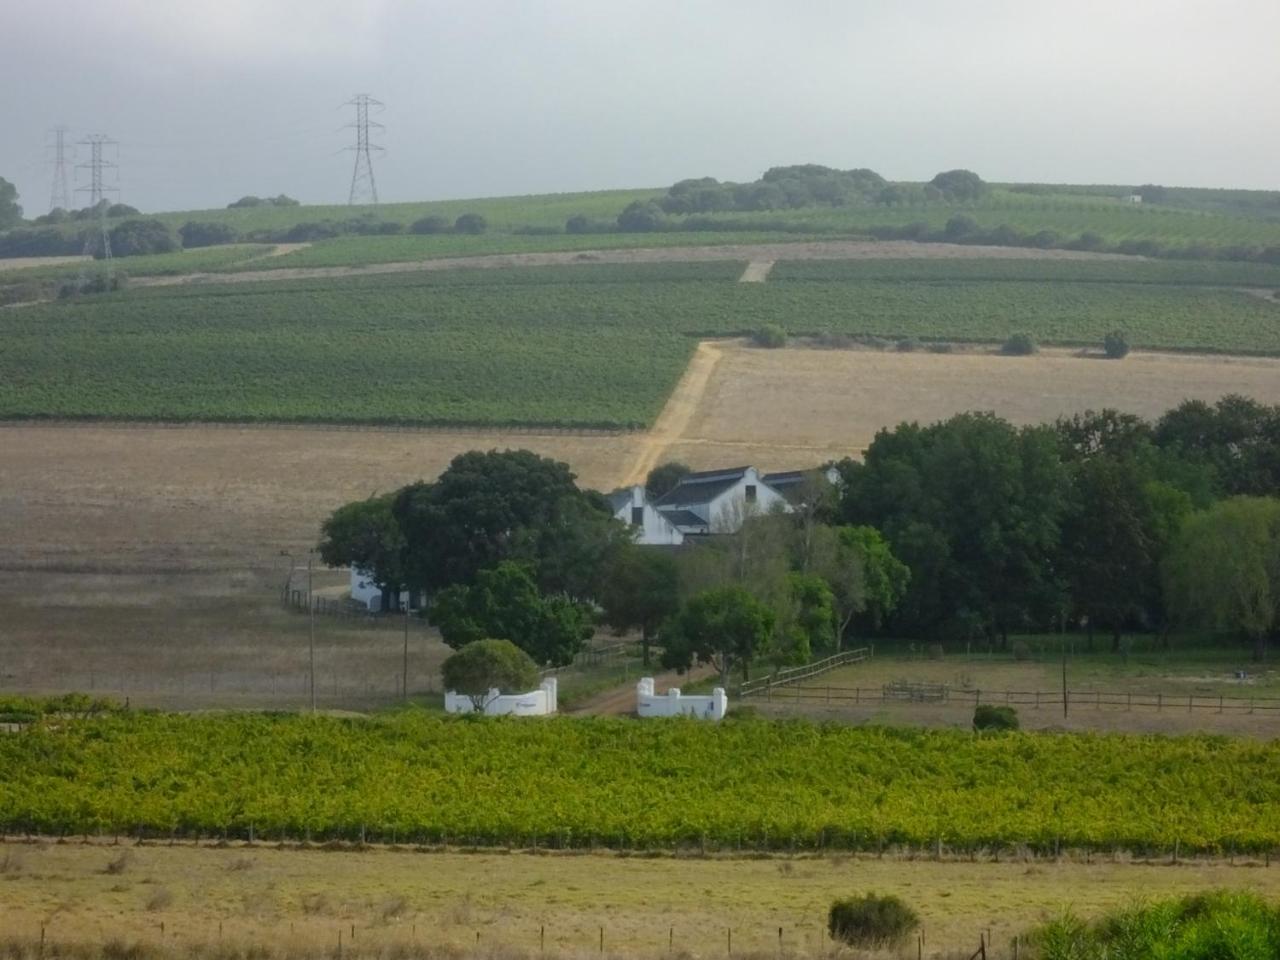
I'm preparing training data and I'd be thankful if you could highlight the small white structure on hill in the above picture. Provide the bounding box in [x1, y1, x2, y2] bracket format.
[445, 677, 558, 716]
[636, 677, 727, 721]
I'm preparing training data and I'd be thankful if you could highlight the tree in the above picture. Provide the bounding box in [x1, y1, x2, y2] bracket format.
[0, 177, 22, 229]
[1162, 497, 1280, 661]
[660, 585, 775, 685]
[179, 221, 240, 248]
[617, 200, 665, 232]
[598, 544, 679, 665]
[106, 203, 140, 218]
[227, 196, 265, 208]
[317, 494, 406, 611]
[929, 169, 987, 201]
[828, 526, 908, 641]
[1154, 396, 1280, 497]
[774, 572, 836, 664]
[1055, 409, 1152, 462]
[393, 450, 597, 593]
[944, 215, 979, 239]
[454, 213, 487, 235]
[409, 215, 450, 234]
[645, 462, 692, 500]
[106, 219, 178, 258]
[840, 414, 1069, 644]
[428, 561, 593, 667]
[440, 638, 540, 712]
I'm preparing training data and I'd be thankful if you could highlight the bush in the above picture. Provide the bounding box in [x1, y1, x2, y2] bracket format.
[1001, 333, 1037, 356]
[930, 169, 987, 202]
[895, 337, 921, 353]
[409, 215, 451, 235]
[106, 220, 177, 258]
[441, 639, 540, 712]
[973, 704, 1019, 731]
[926, 642, 944, 660]
[179, 221, 240, 248]
[454, 213, 487, 235]
[828, 894, 919, 948]
[926, 341, 955, 354]
[751, 324, 787, 348]
[1011, 640, 1031, 661]
[617, 200, 665, 233]
[1103, 331, 1130, 359]
[944, 215, 980, 240]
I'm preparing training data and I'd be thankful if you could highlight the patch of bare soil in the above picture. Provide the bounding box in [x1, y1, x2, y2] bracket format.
[130, 239, 1140, 288]
[737, 260, 775, 282]
[0, 255, 88, 272]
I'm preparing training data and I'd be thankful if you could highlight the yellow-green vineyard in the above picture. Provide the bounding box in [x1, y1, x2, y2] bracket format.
[3, 708, 1279, 854]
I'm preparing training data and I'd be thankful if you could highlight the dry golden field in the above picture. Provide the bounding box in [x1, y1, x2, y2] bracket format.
[2, 843, 1279, 960]
[2, 343, 1278, 707]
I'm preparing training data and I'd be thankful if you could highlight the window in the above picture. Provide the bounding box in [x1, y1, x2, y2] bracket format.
[745, 484, 757, 503]
[631, 506, 644, 526]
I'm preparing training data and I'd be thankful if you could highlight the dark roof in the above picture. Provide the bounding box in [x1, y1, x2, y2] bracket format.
[762, 470, 807, 487]
[605, 488, 634, 511]
[655, 467, 752, 507]
[656, 508, 709, 530]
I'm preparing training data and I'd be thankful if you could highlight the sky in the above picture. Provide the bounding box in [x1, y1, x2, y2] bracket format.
[3, 0, 1278, 214]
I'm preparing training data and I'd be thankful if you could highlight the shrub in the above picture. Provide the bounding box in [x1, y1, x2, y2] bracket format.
[1011, 640, 1031, 661]
[926, 341, 955, 354]
[454, 213, 488, 235]
[617, 200, 665, 232]
[1001, 333, 1037, 356]
[944, 215, 980, 240]
[1103, 331, 1130, 359]
[441, 638, 540, 712]
[409, 215, 451, 235]
[895, 337, 921, 353]
[179, 221, 240, 248]
[828, 894, 919, 948]
[926, 642, 944, 660]
[105, 220, 178, 258]
[751, 324, 787, 348]
[930, 169, 987, 202]
[973, 704, 1019, 731]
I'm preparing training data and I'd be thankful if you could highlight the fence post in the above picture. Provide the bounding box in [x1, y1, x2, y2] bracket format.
[1158, 693, 1162, 712]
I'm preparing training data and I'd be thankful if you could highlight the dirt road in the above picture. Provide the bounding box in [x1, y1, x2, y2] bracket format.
[619, 340, 723, 486]
[568, 664, 719, 715]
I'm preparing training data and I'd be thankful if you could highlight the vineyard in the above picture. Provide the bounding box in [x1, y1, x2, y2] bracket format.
[2, 260, 1278, 427]
[2, 710, 1279, 854]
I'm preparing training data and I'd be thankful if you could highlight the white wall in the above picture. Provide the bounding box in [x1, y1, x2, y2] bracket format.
[636, 677, 728, 721]
[612, 485, 684, 545]
[349, 567, 414, 612]
[445, 677, 558, 716]
[708, 468, 792, 533]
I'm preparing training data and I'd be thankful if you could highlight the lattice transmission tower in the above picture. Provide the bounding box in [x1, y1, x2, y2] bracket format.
[75, 133, 119, 268]
[48, 126, 73, 212]
[345, 94, 384, 205]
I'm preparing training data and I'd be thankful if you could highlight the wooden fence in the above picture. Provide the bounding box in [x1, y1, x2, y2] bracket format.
[758, 683, 1280, 714]
[739, 648, 870, 697]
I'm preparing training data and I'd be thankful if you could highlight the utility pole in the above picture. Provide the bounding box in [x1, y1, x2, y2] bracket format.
[403, 599, 410, 702]
[308, 552, 317, 714]
[75, 133, 118, 265]
[48, 126, 73, 212]
[344, 94, 384, 205]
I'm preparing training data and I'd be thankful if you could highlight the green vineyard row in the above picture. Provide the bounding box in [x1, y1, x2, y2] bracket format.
[2, 711, 1278, 853]
[2, 261, 1277, 427]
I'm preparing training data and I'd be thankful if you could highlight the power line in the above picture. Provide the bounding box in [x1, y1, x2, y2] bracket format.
[75, 133, 119, 271]
[47, 126, 73, 212]
[344, 93, 384, 205]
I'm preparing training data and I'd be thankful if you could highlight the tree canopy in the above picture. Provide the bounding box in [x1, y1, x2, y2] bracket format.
[317, 494, 405, 610]
[440, 638, 540, 711]
[428, 561, 593, 667]
[660, 585, 776, 684]
[0, 177, 22, 229]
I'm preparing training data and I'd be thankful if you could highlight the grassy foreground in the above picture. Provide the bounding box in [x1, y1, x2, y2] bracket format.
[4, 710, 1280, 853]
[2, 842, 1280, 959]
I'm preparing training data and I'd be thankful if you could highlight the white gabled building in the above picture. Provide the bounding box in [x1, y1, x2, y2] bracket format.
[607, 485, 685, 546]
[349, 568, 415, 613]
[653, 465, 791, 535]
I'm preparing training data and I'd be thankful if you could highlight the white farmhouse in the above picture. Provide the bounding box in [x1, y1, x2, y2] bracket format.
[349, 568, 416, 613]
[653, 466, 791, 535]
[606, 484, 685, 546]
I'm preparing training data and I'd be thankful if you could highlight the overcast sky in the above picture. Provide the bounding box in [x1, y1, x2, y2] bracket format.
[3, 0, 1278, 214]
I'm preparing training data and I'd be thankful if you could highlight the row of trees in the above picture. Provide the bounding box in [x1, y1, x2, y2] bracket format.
[839, 397, 1280, 659]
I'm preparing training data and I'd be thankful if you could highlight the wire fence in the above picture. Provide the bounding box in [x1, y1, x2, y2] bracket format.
[757, 683, 1280, 714]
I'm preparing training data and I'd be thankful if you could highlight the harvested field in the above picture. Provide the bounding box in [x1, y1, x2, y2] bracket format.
[659, 343, 1280, 468]
[0, 255, 88, 272]
[1, 843, 1278, 959]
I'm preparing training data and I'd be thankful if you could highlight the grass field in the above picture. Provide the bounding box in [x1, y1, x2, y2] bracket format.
[2, 844, 1279, 960]
[3, 261, 1278, 427]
